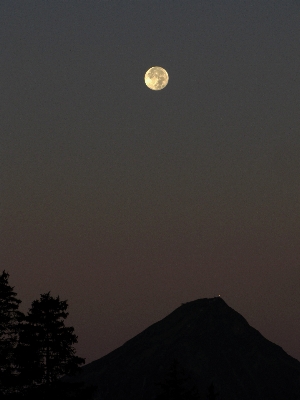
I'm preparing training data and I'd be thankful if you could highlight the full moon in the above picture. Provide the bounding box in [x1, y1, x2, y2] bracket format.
[144, 66, 169, 90]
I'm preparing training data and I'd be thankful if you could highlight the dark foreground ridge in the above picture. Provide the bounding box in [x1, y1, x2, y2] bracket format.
[64, 297, 300, 399]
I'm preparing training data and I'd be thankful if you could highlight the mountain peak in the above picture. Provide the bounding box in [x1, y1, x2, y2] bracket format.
[66, 297, 300, 399]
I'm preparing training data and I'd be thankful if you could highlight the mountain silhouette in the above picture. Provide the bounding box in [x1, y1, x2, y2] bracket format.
[64, 297, 300, 399]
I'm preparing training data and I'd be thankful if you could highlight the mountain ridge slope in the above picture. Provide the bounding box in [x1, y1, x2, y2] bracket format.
[66, 297, 300, 399]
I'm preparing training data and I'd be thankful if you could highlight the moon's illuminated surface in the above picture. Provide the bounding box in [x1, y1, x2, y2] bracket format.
[145, 66, 169, 90]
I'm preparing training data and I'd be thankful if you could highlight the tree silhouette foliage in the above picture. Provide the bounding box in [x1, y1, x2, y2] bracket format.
[207, 382, 219, 400]
[0, 271, 97, 399]
[15, 292, 85, 388]
[0, 271, 25, 395]
[154, 358, 201, 400]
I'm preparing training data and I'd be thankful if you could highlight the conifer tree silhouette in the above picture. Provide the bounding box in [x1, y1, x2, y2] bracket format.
[207, 382, 219, 400]
[0, 270, 25, 396]
[154, 358, 201, 400]
[14, 292, 96, 399]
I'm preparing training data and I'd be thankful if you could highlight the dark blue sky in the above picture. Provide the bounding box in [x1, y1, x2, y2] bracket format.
[1, 0, 300, 364]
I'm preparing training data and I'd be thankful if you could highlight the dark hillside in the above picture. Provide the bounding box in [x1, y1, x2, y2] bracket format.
[64, 297, 300, 399]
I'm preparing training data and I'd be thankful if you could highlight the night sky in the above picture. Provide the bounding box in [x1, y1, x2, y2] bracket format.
[1, 1, 300, 364]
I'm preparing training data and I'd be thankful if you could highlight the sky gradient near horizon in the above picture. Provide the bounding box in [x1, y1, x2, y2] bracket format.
[1, 0, 300, 364]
